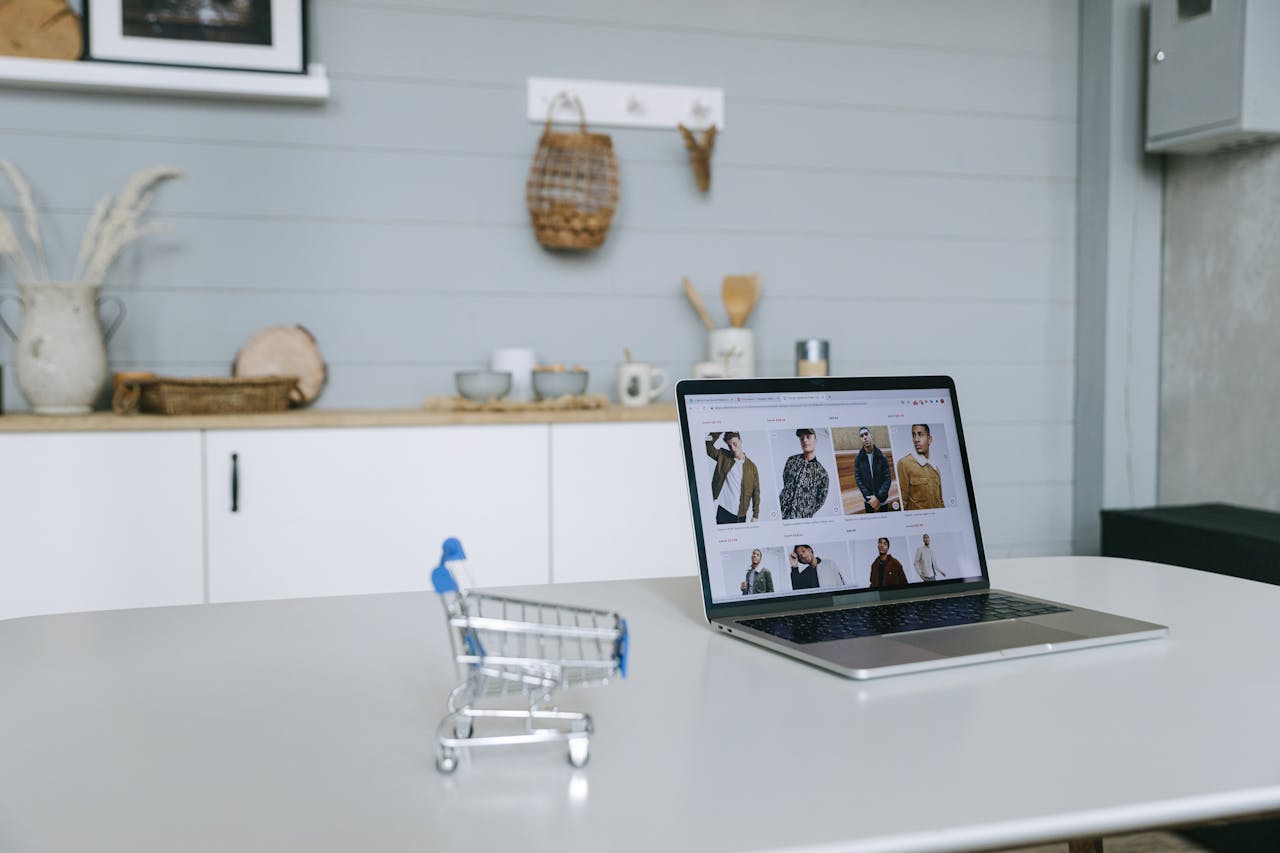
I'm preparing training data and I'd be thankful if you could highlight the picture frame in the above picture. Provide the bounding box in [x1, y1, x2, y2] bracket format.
[85, 0, 307, 74]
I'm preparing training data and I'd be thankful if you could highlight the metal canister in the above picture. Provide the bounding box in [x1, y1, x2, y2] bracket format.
[795, 339, 829, 377]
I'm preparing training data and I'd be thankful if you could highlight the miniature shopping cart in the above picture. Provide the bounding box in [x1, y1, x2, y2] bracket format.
[430, 538, 628, 773]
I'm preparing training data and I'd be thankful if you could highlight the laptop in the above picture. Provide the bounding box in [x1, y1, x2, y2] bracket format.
[676, 375, 1167, 679]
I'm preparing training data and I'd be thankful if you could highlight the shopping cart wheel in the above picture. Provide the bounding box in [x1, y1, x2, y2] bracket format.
[567, 735, 590, 768]
[436, 745, 459, 774]
[453, 716, 473, 739]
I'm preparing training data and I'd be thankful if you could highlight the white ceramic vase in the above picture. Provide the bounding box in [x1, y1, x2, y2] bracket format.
[0, 282, 125, 415]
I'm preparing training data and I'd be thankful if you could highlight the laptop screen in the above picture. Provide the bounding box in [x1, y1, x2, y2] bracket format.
[678, 377, 988, 609]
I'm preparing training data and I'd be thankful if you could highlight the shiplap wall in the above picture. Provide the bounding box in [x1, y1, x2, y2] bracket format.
[0, 0, 1078, 557]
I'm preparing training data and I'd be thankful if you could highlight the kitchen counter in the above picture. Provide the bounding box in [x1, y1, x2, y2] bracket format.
[0, 403, 676, 433]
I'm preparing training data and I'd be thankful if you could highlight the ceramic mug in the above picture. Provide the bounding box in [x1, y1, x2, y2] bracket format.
[692, 361, 726, 379]
[617, 362, 668, 406]
[490, 347, 537, 402]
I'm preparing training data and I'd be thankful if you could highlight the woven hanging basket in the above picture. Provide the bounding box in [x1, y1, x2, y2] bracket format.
[525, 95, 619, 250]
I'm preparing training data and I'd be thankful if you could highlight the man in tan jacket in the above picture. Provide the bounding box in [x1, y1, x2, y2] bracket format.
[706, 431, 761, 524]
[897, 423, 944, 511]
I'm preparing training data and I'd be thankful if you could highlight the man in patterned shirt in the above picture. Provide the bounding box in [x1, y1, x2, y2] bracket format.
[779, 428, 830, 519]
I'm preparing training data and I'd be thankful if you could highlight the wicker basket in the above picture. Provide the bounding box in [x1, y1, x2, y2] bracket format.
[112, 375, 302, 415]
[525, 94, 619, 250]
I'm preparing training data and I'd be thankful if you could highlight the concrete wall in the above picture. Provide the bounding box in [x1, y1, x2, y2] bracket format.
[0, 0, 1078, 556]
[1160, 143, 1280, 509]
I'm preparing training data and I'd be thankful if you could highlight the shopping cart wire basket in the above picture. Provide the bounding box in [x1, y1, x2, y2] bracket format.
[430, 537, 628, 773]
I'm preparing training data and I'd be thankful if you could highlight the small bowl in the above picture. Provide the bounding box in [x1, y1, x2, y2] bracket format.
[455, 369, 512, 401]
[532, 367, 589, 400]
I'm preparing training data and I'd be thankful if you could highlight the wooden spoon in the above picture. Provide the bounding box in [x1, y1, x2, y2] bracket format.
[682, 277, 715, 331]
[722, 274, 760, 328]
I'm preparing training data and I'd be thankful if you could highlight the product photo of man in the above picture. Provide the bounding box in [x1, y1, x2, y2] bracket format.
[913, 533, 946, 582]
[897, 423, 944, 511]
[779, 428, 830, 519]
[867, 537, 907, 589]
[853, 426, 894, 513]
[741, 548, 774, 595]
[706, 431, 761, 524]
[791, 543, 845, 588]
[789, 548, 819, 590]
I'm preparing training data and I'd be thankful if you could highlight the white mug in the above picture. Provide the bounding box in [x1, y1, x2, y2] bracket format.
[490, 347, 537, 402]
[692, 361, 726, 379]
[708, 328, 755, 378]
[617, 362, 668, 406]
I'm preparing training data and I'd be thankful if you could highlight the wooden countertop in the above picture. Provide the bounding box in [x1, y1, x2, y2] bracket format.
[0, 404, 677, 433]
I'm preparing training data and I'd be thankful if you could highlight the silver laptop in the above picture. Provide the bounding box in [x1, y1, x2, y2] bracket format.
[676, 375, 1167, 679]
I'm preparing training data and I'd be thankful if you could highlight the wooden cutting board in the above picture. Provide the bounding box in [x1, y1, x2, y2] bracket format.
[0, 0, 82, 60]
[233, 325, 328, 406]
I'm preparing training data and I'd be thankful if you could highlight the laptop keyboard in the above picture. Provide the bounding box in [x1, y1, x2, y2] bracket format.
[738, 593, 1069, 645]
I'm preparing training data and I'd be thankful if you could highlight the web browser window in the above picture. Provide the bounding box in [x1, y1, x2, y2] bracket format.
[684, 388, 984, 605]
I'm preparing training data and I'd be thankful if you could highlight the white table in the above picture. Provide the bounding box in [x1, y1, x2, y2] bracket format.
[2, 557, 1278, 852]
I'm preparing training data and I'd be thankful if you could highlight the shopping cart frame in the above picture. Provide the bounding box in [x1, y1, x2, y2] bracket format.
[431, 538, 628, 773]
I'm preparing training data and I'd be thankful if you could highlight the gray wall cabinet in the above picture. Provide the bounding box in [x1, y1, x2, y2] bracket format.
[1147, 0, 1280, 153]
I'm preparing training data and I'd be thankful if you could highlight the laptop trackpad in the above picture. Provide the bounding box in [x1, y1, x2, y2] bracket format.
[897, 621, 1084, 657]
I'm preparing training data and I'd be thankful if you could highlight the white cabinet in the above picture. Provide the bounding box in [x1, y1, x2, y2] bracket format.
[0, 417, 682, 620]
[0, 431, 204, 620]
[549, 422, 697, 582]
[204, 425, 549, 603]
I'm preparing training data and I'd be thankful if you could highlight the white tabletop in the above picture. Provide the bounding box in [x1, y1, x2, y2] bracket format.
[2, 556, 1278, 853]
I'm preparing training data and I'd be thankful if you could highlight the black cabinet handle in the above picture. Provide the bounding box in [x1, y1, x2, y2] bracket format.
[231, 453, 239, 513]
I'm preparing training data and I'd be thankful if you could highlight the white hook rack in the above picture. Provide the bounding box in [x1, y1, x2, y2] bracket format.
[527, 77, 725, 130]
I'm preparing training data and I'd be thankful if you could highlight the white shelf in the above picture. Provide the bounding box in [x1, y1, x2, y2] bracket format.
[0, 55, 329, 103]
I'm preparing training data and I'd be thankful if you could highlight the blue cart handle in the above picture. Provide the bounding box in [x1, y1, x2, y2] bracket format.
[617, 619, 629, 679]
[431, 537, 467, 594]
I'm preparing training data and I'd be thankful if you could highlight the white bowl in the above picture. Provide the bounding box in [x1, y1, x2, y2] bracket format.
[455, 370, 512, 401]
[532, 368, 588, 400]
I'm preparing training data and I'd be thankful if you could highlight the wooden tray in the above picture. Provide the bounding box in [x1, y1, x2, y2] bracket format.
[112, 376, 301, 415]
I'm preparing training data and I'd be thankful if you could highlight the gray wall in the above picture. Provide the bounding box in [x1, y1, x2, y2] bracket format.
[1, 0, 1078, 557]
[1161, 142, 1280, 509]
[1073, 0, 1163, 554]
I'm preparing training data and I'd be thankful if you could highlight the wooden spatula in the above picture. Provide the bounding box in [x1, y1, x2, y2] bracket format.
[722, 274, 760, 328]
[683, 277, 716, 331]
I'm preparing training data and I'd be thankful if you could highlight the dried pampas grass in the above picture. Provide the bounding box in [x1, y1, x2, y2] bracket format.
[0, 211, 34, 283]
[78, 166, 182, 287]
[0, 161, 48, 280]
[0, 161, 181, 288]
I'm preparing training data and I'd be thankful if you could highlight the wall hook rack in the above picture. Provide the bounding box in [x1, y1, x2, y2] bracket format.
[528, 77, 725, 131]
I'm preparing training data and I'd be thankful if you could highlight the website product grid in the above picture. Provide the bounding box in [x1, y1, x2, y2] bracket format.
[688, 390, 984, 604]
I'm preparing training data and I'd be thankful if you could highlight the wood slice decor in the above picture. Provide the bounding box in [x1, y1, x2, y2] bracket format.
[233, 325, 327, 406]
[0, 0, 83, 60]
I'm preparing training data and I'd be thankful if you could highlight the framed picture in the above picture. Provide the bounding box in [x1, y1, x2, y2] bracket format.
[86, 0, 306, 73]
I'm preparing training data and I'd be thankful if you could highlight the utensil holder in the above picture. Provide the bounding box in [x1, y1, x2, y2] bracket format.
[709, 328, 754, 378]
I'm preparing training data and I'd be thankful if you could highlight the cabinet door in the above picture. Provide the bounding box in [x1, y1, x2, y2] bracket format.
[550, 422, 697, 582]
[1147, 0, 1244, 142]
[205, 426, 549, 603]
[0, 431, 204, 620]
